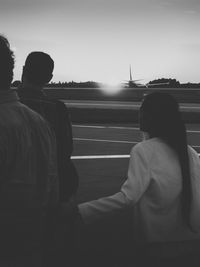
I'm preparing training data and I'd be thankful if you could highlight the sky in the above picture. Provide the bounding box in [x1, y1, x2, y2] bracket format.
[0, 0, 200, 84]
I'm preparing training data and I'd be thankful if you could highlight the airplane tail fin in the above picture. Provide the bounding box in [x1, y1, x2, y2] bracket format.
[129, 65, 133, 81]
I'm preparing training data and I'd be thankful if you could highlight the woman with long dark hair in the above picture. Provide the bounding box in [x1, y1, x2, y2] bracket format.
[78, 92, 200, 244]
[139, 92, 192, 231]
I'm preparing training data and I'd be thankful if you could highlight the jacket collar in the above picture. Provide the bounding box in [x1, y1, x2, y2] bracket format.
[0, 89, 19, 104]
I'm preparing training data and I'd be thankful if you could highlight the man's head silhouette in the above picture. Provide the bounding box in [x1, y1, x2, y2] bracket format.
[0, 35, 14, 89]
[23, 52, 54, 86]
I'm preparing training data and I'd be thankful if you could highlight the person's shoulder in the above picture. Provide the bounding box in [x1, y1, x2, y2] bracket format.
[24, 105, 54, 137]
[188, 145, 200, 161]
[188, 145, 198, 154]
[133, 138, 160, 152]
[20, 102, 47, 124]
[131, 139, 153, 157]
[131, 138, 163, 162]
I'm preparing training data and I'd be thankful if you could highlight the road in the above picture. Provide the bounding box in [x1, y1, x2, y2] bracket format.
[71, 123, 200, 203]
[64, 100, 200, 111]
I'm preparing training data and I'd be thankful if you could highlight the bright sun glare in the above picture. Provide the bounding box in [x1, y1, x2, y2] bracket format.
[100, 81, 123, 95]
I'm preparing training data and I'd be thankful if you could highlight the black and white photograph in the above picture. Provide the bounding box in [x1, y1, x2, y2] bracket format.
[0, 0, 200, 266]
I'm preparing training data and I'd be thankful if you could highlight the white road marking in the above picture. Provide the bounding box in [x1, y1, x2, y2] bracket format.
[188, 130, 200, 133]
[72, 153, 200, 159]
[72, 124, 200, 133]
[71, 155, 130, 159]
[73, 125, 106, 129]
[72, 125, 139, 130]
[109, 126, 139, 130]
[66, 101, 200, 109]
[66, 102, 139, 108]
[74, 138, 200, 149]
[73, 138, 137, 144]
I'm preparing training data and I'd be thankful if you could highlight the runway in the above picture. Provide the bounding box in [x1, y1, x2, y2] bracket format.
[64, 100, 200, 112]
[71, 123, 200, 202]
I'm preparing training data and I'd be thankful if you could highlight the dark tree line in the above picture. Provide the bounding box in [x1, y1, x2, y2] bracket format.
[12, 79, 200, 88]
[148, 78, 200, 88]
[46, 81, 100, 88]
[179, 82, 200, 88]
[12, 80, 100, 88]
[148, 78, 180, 88]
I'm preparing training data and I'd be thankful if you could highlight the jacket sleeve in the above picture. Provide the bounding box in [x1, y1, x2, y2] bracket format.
[78, 144, 150, 224]
[56, 101, 79, 200]
[188, 146, 200, 232]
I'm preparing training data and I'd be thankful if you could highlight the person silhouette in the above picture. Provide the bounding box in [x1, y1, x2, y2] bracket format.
[18, 51, 79, 202]
[78, 92, 200, 265]
[0, 35, 58, 266]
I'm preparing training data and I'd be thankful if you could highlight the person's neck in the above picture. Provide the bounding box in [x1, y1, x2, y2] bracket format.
[142, 132, 150, 141]
[21, 80, 43, 91]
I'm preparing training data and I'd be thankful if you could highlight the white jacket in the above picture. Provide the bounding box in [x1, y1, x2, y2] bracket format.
[79, 138, 200, 243]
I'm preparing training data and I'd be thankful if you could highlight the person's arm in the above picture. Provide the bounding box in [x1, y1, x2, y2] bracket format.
[47, 128, 59, 207]
[188, 146, 200, 232]
[78, 144, 151, 224]
[56, 101, 79, 200]
[56, 101, 73, 158]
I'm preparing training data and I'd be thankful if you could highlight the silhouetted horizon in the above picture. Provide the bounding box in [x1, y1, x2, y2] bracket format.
[12, 79, 200, 89]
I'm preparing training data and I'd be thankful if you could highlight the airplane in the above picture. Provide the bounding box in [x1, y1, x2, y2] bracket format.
[123, 65, 169, 88]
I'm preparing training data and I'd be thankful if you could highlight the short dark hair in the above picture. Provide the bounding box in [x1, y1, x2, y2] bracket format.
[0, 35, 15, 88]
[24, 52, 54, 86]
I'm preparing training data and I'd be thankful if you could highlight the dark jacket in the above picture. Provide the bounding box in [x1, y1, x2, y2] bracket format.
[18, 86, 79, 201]
[0, 90, 59, 265]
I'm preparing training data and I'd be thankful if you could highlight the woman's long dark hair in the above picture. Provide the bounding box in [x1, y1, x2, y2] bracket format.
[139, 92, 192, 230]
